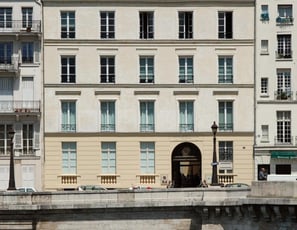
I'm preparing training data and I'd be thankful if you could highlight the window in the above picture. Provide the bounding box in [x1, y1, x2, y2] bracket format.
[139, 12, 154, 39]
[260, 5, 269, 21]
[260, 40, 268, 54]
[100, 11, 115, 39]
[139, 56, 154, 83]
[0, 124, 13, 155]
[178, 12, 193, 39]
[179, 56, 193, 83]
[218, 12, 232, 39]
[0, 42, 12, 64]
[61, 101, 76, 132]
[61, 11, 75, 38]
[276, 111, 291, 144]
[22, 42, 34, 63]
[276, 164, 291, 175]
[140, 142, 155, 174]
[0, 8, 12, 28]
[179, 101, 194, 132]
[23, 124, 33, 155]
[62, 142, 77, 174]
[261, 125, 269, 142]
[218, 56, 233, 83]
[61, 56, 75, 83]
[278, 5, 292, 18]
[100, 56, 115, 83]
[277, 69, 291, 100]
[261, 78, 268, 95]
[277, 35, 291, 58]
[140, 101, 154, 132]
[101, 101, 115, 132]
[219, 101, 233, 131]
[219, 141, 233, 161]
[22, 7, 33, 28]
[101, 142, 116, 174]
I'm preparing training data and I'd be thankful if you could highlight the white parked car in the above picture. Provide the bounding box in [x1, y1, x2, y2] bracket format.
[16, 187, 37, 192]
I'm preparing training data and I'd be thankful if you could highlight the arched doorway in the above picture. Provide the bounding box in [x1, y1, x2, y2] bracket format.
[171, 142, 201, 188]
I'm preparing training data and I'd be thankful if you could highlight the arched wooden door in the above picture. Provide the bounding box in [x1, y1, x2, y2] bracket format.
[171, 142, 201, 188]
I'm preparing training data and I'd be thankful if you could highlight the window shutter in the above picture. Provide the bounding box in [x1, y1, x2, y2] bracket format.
[14, 123, 22, 149]
[33, 123, 40, 149]
[34, 42, 40, 63]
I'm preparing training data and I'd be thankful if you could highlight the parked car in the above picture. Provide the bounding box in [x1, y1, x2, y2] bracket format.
[77, 185, 107, 191]
[16, 187, 37, 192]
[225, 183, 250, 188]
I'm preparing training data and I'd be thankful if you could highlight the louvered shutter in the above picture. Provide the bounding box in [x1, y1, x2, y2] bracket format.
[33, 123, 40, 149]
[14, 123, 22, 149]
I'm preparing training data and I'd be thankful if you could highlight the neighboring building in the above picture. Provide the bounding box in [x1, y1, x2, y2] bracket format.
[0, 1, 42, 190]
[43, 0, 254, 191]
[255, 1, 297, 178]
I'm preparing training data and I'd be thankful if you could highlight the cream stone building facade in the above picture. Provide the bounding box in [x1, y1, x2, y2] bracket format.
[0, 0, 42, 190]
[42, 0, 254, 191]
[255, 1, 297, 179]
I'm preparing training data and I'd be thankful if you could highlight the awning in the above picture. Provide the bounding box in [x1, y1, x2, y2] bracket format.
[271, 151, 297, 159]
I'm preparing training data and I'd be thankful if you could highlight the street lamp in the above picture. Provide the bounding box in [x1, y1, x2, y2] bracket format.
[211, 121, 218, 185]
[7, 128, 16, 190]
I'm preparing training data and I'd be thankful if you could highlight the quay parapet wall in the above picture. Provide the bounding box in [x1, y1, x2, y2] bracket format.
[0, 182, 296, 229]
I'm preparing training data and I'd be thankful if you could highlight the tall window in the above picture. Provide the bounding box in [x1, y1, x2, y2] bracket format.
[139, 56, 154, 83]
[218, 12, 232, 39]
[101, 101, 115, 132]
[22, 7, 33, 28]
[61, 56, 75, 83]
[100, 11, 115, 39]
[277, 35, 292, 58]
[179, 101, 194, 132]
[100, 56, 115, 83]
[261, 125, 269, 142]
[101, 142, 116, 174]
[140, 101, 154, 132]
[179, 56, 193, 83]
[0, 124, 13, 155]
[22, 42, 34, 63]
[61, 11, 75, 38]
[219, 101, 233, 131]
[23, 124, 33, 155]
[61, 101, 76, 132]
[276, 111, 291, 144]
[140, 142, 155, 174]
[218, 56, 233, 83]
[260, 5, 269, 21]
[0, 8, 12, 28]
[219, 141, 233, 161]
[139, 12, 154, 39]
[62, 142, 77, 174]
[178, 12, 193, 39]
[277, 69, 291, 100]
[261, 78, 268, 95]
[261, 40, 269, 54]
[0, 42, 12, 64]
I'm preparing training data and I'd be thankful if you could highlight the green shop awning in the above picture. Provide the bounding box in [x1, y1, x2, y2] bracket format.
[271, 151, 297, 159]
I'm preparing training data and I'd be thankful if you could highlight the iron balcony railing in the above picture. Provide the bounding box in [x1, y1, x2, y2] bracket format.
[275, 50, 292, 59]
[101, 124, 115, 132]
[274, 136, 293, 145]
[0, 100, 40, 113]
[0, 20, 41, 33]
[140, 124, 155, 132]
[61, 124, 76, 132]
[0, 55, 19, 72]
[219, 123, 233, 132]
[179, 124, 194, 132]
[275, 91, 293, 100]
[276, 16, 294, 25]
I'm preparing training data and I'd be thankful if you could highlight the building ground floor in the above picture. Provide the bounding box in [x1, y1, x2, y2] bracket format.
[255, 148, 297, 180]
[44, 132, 254, 191]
